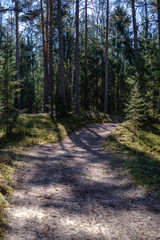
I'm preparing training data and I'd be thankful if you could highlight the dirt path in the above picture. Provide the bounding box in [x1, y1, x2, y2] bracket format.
[4, 123, 160, 240]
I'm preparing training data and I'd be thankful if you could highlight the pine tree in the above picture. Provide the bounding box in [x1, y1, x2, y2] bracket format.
[0, 32, 19, 134]
[125, 82, 147, 123]
[75, 0, 80, 112]
[58, 0, 66, 108]
[104, 0, 109, 113]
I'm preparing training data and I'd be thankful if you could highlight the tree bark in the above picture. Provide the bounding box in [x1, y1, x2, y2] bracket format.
[84, 0, 88, 110]
[0, 0, 2, 45]
[15, 0, 21, 110]
[40, 0, 48, 113]
[104, 0, 109, 113]
[0, 0, 1, 17]
[131, 0, 139, 68]
[85, 0, 87, 76]
[71, 30, 75, 112]
[45, 0, 49, 112]
[144, 0, 149, 38]
[57, 0, 66, 105]
[49, 0, 53, 115]
[157, 0, 160, 112]
[157, 0, 160, 46]
[75, 0, 80, 112]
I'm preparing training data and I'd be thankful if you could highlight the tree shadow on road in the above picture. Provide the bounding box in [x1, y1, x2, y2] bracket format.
[10, 123, 160, 239]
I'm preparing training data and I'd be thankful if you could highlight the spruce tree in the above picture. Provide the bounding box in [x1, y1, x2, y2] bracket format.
[125, 82, 147, 123]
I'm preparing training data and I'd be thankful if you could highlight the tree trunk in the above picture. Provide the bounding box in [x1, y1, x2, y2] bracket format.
[71, 6, 76, 112]
[49, 0, 53, 115]
[71, 31, 75, 112]
[4, 41, 9, 134]
[45, 0, 49, 112]
[131, 0, 139, 68]
[0, 0, 2, 44]
[75, 0, 80, 112]
[57, 0, 66, 105]
[144, 0, 149, 39]
[104, 0, 109, 113]
[40, 0, 48, 113]
[157, 0, 160, 46]
[84, 0, 88, 110]
[157, 0, 160, 112]
[15, 0, 21, 110]
[0, 0, 2, 24]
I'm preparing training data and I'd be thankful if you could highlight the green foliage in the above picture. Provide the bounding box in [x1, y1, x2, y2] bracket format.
[125, 82, 147, 123]
[0, 107, 19, 135]
[104, 121, 160, 195]
[140, 39, 160, 118]
[0, 0, 159, 118]
[0, 30, 19, 134]
[109, 5, 133, 115]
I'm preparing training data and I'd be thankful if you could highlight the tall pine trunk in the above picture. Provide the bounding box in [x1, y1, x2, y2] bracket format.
[71, 29, 75, 112]
[157, 0, 160, 46]
[84, 0, 88, 110]
[104, 0, 109, 113]
[144, 0, 149, 39]
[71, 5, 76, 112]
[0, 0, 1, 24]
[40, 0, 48, 113]
[57, 0, 66, 105]
[15, 0, 21, 110]
[49, 0, 53, 115]
[45, 0, 49, 112]
[75, 0, 80, 112]
[131, 0, 138, 68]
[0, 0, 2, 44]
[157, 0, 160, 112]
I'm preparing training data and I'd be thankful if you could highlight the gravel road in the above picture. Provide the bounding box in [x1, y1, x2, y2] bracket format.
[5, 123, 160, 240]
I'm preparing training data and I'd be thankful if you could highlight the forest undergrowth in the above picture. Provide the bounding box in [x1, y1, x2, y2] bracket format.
[0, 111, 111, 149]
[104, 119, 160, 196]
[1, 112, 160, 238]
[0, 154, 14, 240]
[0, 111, 111, 238]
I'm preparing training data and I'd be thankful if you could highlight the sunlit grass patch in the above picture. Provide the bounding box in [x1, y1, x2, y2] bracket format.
[0, 153, 14, 239]
[104, 120, 160, 195]
[0, 111, 110, 149]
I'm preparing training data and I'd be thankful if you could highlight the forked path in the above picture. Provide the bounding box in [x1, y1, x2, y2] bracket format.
[5, 123, 160, 240]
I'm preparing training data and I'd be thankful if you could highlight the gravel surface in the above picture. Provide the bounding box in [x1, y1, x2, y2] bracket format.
[4, 123, 160, 240]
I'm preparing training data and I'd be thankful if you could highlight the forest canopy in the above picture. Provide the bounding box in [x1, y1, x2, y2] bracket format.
[0, 0, 160, 133]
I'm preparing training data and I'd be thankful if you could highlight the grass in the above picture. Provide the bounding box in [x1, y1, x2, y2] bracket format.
[0, 111, 110, 238]
[0, 111, 111, 149]
[104, 120, 160, 195]
[0, 153, 14, 239]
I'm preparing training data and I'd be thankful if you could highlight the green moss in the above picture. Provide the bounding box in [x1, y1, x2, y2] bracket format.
[0, 111, 110, 149]
[104, 120, 160, 195]
[0, 154, 14, 238]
